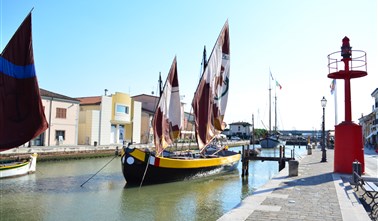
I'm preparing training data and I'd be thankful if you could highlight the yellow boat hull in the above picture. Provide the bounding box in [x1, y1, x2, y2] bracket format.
[121, 147, 240, 186]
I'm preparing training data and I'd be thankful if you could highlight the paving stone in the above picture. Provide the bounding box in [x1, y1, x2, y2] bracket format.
[217, 148, 372, 221]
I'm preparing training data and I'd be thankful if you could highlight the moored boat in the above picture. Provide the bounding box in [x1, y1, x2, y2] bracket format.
[260, 136, 285, 148]
[0, 153, 38, 178]
[122, 147, 240, 185]
[259, 70, 285, 148]
[121, 21, 241, 186]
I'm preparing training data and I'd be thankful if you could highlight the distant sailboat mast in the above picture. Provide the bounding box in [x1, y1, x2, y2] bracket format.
[268, 70, 272, 134]
[158, 72, 162, 96]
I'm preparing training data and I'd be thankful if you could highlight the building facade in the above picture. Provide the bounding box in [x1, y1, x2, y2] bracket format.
[359, 88, 378, 149]
[228, 122, 252, 139]
[77, 92, 141, 146]
[132, 94, 158, 144]
[132, 94, 195, 144]
[35, 89, 80, 146]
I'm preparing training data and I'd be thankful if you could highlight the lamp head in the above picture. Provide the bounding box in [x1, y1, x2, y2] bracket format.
[321, 96, 327, 108]
[341, 36, 352, 59]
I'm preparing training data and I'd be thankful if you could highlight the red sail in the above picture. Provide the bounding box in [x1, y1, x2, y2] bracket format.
[153, 57, 181, 155]
[192, 21, 230, 150]
[0, 13, 48, 149]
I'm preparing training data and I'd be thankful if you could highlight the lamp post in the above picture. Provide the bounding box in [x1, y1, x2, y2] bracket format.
[321, 96, 327, 162]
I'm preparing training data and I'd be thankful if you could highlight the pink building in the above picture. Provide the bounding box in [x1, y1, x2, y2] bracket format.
[32, 89, 80, 146]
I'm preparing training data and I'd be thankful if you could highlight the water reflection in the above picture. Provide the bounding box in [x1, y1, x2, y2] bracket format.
[0, 145, 305, 221]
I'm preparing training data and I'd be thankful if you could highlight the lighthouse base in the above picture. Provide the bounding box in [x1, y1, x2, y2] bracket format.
[334, 121, 365, 174]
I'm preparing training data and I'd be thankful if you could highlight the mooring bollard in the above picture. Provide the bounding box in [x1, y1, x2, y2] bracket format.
[352, 160, 361, 184]
[115, 146, 119, 156]
[288, 160, 299, 176]
[307, 145, 312, 155]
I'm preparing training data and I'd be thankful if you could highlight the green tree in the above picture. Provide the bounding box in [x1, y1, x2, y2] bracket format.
[254, 128, 267, 140]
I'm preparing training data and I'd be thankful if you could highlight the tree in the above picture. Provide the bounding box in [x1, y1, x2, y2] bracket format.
[253, 128, 267, 140]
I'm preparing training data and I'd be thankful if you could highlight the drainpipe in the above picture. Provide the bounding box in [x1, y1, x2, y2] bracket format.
[48, 97, 53, 146]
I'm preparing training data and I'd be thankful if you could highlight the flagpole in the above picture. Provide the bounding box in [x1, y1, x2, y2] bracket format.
[274, 77, 277, 132]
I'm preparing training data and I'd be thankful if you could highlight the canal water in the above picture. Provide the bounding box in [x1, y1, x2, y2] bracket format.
[0, 145, 306, 221]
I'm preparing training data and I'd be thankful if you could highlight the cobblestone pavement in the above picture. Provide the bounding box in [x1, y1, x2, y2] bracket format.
[218, 148, 372, 221]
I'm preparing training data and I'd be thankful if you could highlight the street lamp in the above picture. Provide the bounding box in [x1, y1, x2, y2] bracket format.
[321, 96, 327, 162]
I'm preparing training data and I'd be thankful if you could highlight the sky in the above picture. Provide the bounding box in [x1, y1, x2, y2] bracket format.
[1, 0, 377, 132]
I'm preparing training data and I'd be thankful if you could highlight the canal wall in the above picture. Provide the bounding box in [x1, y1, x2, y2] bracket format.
[0, 140, 248, 162]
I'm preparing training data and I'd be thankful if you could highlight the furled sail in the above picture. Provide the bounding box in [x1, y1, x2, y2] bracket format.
[192, 21, 230, 150]
[153, 56, 181, 156]
[0, 12, 48, 149]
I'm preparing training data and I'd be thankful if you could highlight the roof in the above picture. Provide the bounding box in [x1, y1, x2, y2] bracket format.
[40, 88, 80, 102]
[229, 121, 252, 127]
[132, 94, 159, 112]
[76, 96, 102, 105]
[371, 88, 378, 97]
[132, 93, 158, 99]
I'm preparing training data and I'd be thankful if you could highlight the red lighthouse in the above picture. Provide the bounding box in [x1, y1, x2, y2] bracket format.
[327, 37, 367, 173]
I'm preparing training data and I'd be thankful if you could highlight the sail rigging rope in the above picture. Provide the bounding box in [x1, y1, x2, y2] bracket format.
[80, 154, 118, 187]
[139, 152, 151, 188]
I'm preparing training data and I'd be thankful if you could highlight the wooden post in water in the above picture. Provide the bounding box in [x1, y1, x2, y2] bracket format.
[241, 145, 245, 177]
[278, 145, 286, 171]
[241, 145, 249, 177]
[246, 145, 249, 176]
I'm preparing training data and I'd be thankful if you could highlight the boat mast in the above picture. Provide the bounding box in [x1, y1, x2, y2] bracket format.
[203, 45, 207, 71]
[268, 72, 272, 134]
[158, 72, 163, 96]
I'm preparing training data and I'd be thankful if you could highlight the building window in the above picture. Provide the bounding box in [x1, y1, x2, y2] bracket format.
[56, 108, 67, 118]
[56, 130, 65, 140]
[116, 104, 129, 114]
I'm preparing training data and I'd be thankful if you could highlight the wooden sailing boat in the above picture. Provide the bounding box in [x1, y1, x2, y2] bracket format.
[0, 153, 38, 178]
[121, 21, 240, 186]
[259, 70, 285, 148]
[0, 12, 48, 177]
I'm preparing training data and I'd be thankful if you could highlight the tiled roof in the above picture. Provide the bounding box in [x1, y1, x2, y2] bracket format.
[40, 88, 80, 102]
[76, 96, 102, 105]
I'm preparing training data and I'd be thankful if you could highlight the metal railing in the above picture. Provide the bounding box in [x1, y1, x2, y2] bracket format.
[327, 50, 367, 74]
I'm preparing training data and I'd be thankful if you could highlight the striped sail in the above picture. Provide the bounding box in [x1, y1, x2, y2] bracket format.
[192, 21, 230, 150]
[0, 13, 48, 149]
[153, 57, 181, 156]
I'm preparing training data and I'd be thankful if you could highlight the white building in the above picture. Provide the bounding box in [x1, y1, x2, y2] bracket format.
[228, 122, 252, 139]
[77, 92, 141, 146]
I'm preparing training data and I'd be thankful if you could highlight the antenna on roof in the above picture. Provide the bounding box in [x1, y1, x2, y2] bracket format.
[104, 89, 108, 96]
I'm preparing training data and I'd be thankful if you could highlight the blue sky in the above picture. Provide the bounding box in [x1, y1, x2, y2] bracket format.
[1, 0, 377, 131]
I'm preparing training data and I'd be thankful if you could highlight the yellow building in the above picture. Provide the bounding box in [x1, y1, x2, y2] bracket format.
[77, 92, 141, 146]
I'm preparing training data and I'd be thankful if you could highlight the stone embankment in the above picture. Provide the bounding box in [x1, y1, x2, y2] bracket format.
[0, 140, 249, 162]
